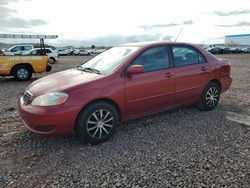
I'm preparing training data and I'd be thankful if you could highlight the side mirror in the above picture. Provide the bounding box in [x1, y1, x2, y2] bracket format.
[127, 65, 144, 75]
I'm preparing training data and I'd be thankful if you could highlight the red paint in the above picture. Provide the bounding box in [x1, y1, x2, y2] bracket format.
[18, 42, 232, 136]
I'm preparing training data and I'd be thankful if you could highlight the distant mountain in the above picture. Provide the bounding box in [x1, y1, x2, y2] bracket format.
[0, 43, 12, 49]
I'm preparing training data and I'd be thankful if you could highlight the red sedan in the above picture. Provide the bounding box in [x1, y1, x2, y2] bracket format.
[19, 42, 232, 144]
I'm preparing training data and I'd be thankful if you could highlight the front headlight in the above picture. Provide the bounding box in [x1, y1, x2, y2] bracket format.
[31, 92, 68, 106]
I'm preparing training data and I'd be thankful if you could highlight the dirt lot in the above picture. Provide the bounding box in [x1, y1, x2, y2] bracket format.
[0, 54, 249, 187]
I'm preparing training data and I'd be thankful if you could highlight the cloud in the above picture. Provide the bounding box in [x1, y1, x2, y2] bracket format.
[0, 17, 47, 28]
[0, 0, 18, 5]
[214, 10, 250, 16]
[140, 20, 194, 31]
[0, 0, 47, 30]
[215, 22, 250, 27]
[55, 33, 173, 47]
[0, 6, 16, 17]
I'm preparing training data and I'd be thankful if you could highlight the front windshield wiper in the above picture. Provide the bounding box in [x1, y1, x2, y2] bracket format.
[76, 66, 101, 74]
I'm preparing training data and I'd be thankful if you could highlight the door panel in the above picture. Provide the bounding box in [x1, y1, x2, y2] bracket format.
[171, 45, 211, 105]
[175, 63, 210, 104]
[125, 69, 175, 116]
[124, 45, 175, 117]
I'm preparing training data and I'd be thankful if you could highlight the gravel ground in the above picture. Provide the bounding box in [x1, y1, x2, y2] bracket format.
[0, 54, 249, 187]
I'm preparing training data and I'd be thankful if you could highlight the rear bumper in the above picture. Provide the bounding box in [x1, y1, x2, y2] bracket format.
[18, 97, 81, 136]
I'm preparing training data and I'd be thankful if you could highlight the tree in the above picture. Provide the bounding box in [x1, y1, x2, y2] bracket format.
[91, 45, 95, 49]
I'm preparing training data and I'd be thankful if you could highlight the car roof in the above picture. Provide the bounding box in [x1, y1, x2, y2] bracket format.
[28, 48, 53, 51]
[119, 41, 197, 48]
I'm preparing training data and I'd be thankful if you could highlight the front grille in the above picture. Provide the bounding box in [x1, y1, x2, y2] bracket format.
[23, 91, 32, 104]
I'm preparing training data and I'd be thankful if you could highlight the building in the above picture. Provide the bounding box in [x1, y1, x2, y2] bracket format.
[225, 34, 250, 46]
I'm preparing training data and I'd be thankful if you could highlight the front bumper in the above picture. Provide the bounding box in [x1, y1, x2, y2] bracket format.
[18, 97, 81, 136]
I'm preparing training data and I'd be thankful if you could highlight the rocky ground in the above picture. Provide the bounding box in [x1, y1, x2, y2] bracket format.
[0, 54, 249, 187]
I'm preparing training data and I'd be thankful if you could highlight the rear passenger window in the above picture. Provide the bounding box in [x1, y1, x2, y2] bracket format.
[131, 46, 170, 72]
[172, 46, 206, 67]
[24, 46, 32, 51]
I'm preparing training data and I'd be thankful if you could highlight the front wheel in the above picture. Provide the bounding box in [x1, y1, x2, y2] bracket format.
[76, 102, 119, 144]
[198, 82, 221, 111]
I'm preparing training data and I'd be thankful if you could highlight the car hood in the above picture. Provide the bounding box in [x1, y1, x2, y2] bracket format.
[28, 69, 105, 96]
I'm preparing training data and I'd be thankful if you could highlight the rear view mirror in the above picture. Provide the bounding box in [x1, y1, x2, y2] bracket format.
[127, 65, 144, 75]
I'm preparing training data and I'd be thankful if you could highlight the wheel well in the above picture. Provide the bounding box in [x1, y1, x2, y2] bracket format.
[209, 79, 221, 89]
[10, 63, 34, 75]
[77, 98, 122, 121]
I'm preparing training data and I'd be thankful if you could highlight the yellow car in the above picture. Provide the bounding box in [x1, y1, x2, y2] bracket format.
[0, 55, 51, 81]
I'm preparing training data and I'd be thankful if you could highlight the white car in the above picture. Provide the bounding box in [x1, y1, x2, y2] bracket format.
[24, 48, 59, 64]
[73, 49, 80, 55]
[78, 49, 91, 56]
[57, 49, 70, 56]
[4, 45, 34, 55]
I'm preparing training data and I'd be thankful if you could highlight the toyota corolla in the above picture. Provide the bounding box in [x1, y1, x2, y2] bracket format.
[19, 42, 232, 144]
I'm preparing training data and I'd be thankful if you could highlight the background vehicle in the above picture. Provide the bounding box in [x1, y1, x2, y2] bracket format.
[242, 47, 250, 53]
[0, 55, 51, 81]
[19, 42, 232, 144]
[3, 45, 34, 55]
[57, 49, 70, 56]
[0, 34, 58, 81]
[73, 49, 80, 55]
[78, 49, 91, 56]
[207, 47, 223, 54]
[24, 48, 59, 64]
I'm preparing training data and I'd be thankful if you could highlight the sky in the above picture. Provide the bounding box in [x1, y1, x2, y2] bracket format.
[1, 0, 250, 47]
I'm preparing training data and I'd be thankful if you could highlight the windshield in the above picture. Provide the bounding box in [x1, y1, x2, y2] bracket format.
[81, 46, 139, 74]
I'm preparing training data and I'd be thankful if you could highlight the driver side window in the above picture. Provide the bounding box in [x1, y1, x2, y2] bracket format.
[131, 46, 170, 73]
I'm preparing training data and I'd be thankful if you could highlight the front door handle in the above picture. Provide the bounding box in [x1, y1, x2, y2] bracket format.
[164, 72, 173, 78]
[201, 66, 207, 71]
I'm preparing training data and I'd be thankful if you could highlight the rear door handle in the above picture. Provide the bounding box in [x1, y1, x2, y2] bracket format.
[201, 66, 207, 71]
[164, 72, 173, 78]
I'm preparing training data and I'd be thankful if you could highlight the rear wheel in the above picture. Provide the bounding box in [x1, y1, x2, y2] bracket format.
[198, 82, 220, 111]
[13, 65, 32, 81]
[50, 57, 56, 64]
[76, 102, 118, 144]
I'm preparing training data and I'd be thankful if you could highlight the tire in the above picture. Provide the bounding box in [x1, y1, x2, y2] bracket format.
[13, 65, 32, 81]
[50, 57, 56, 64]
[76, 102, 119, 144]
[198, 82, 221, 111]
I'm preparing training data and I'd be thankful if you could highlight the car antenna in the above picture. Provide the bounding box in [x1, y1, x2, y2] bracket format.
[174, 27, 183, 42]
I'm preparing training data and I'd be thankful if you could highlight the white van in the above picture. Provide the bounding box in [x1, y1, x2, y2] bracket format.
[3, 45, 34, 55]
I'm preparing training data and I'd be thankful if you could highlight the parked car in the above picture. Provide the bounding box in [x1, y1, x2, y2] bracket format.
[57, 49, 70, 56]
[4, 45, 34, 55]
[230, 48, 244, 54]
[0, 53, 51, 81]
[73, 49, 80, 55]
[207, 47, 224, 54]
[78, 49, 91, 56]
[221, 47, 232, 54]
[19, 42, 232, 144]
[24, 48, 59, 64]
[242, 47, 250, 53]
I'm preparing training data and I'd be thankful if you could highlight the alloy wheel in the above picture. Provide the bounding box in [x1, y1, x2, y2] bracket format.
[86, 109, 114, 139]
[205, 87, 219, 107]
[17, 68, 28, 79]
